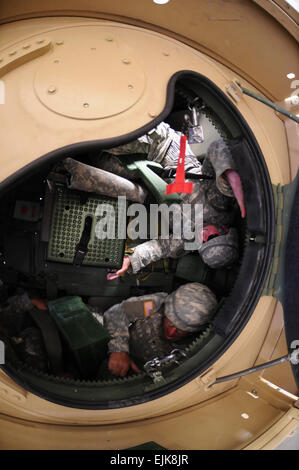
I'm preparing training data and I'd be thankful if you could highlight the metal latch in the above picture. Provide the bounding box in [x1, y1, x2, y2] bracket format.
[144, 349, 187, 384]
[226, 80, 243, 103]
[184, 98, 204, 144]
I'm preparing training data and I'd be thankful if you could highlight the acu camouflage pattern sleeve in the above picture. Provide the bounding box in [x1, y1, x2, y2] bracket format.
[128, 196, 205, 273]
[105, 137, 151, 157]
[109, 136, 238, 273]
[95, 153, 139, 180]
[106, 122, 170, 160]
[63, 157, 147, 203]
[128, 238, 186, 274]
[205, 139, 236, 198]
[128, 181, 236, 273]
[103, 293, 168, 353]
[103, 302, 131, 354]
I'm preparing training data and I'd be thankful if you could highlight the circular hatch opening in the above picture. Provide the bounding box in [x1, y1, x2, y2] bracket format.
[0, 72, 274, 409]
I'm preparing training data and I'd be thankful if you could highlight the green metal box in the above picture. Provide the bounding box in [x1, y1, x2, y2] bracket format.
[47, 296, 110, 379]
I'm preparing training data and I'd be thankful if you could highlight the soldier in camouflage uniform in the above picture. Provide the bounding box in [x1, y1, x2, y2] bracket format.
[0, 291, 49, 371]
[103, 122, 245, 279]
[99, 122, 203, 175]
[103, 282, 217, 377]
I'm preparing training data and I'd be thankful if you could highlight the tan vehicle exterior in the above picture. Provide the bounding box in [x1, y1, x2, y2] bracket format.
[0, 0, 298, 450]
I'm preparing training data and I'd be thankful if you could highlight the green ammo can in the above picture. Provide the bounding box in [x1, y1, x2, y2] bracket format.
[47, 296, 110, 379]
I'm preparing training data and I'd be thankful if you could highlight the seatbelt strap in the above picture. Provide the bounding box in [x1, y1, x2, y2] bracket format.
[73, 216, 92, 267]
[29, 307, 64, 375]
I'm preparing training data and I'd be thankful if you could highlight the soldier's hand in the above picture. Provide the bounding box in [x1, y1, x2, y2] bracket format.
[108, 352, 141, 377]
[225, 169, 246, 218]
[107, 256, 131, 280]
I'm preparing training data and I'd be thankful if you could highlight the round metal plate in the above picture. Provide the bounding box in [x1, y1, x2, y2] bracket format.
[34, 39, 145, 119]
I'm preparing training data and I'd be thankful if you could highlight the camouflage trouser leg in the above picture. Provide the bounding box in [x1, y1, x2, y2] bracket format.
[95, 153, 140, 181]
[63, 157, 148, 203]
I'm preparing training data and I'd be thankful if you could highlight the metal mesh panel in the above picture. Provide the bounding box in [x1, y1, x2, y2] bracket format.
[47, 187, 126, 268]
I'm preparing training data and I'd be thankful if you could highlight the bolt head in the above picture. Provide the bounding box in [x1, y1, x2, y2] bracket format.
[48, 86, 57, 94]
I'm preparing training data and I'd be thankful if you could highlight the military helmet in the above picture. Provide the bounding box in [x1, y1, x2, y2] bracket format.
[164, 283, 218, 332]
[198, 227, 239, 269]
